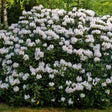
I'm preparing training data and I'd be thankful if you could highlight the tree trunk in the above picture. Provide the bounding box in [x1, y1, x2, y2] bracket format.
[3, 0, 8, 28]
[0, 0, 2, 27]
[47, 0, 50, 8]
[67, 0, 69, 11]
[77, 0, 80, 9]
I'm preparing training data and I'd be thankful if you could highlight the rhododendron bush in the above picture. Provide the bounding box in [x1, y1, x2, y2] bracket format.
[0, 5, 112, 107]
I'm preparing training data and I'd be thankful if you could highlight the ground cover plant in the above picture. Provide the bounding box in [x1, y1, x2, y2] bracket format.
[0, 103, 112, 112]
[0, 5, 112, 108]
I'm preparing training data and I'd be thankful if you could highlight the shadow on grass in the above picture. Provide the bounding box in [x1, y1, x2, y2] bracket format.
[0, 103, 112, 112]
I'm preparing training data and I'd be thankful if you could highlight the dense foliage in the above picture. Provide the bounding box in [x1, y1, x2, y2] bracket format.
[0, 5, 112, 108]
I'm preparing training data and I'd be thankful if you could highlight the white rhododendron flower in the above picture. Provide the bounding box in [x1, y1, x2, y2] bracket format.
[13, 63, 19, 68]
[31, 98, 36, 103]
[13, 86, 19, 92]
[80, 93, 85, 98]
[105, 90, 110, 95]
[36, 74, 42, 79]
[68, 98, 73, 105]
[49, 82, 55, 87]
[23, 54, 29, 60]
[106, 65, 111, 70]
[61, 97, 66, 102]
[76, 76, 82, 82]
[24, 95, 30, 100]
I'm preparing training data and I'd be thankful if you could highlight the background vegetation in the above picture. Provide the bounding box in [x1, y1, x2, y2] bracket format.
[0, 0, 112, 29]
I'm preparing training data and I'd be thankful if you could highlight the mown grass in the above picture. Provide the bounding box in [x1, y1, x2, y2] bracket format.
[0, 104, 112, 112]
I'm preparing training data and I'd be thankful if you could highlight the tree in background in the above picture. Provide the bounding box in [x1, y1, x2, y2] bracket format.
[47, 0, 50, 8]
[0, 0, 2, 27]
[3, 0, 8, 28]
[66, 0, 70, 11]
[75, 0, 80, 9]
[7, 0, 22, 25]
[1, 0, 112, 28]
[91, 0, 112, 15]
[0, 0, 8, 29]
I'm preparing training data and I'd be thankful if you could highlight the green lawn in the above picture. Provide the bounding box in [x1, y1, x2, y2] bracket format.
[0, 104, 112, 112]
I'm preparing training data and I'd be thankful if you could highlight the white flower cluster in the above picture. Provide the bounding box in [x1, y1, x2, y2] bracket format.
[35, 48, 44, 60]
